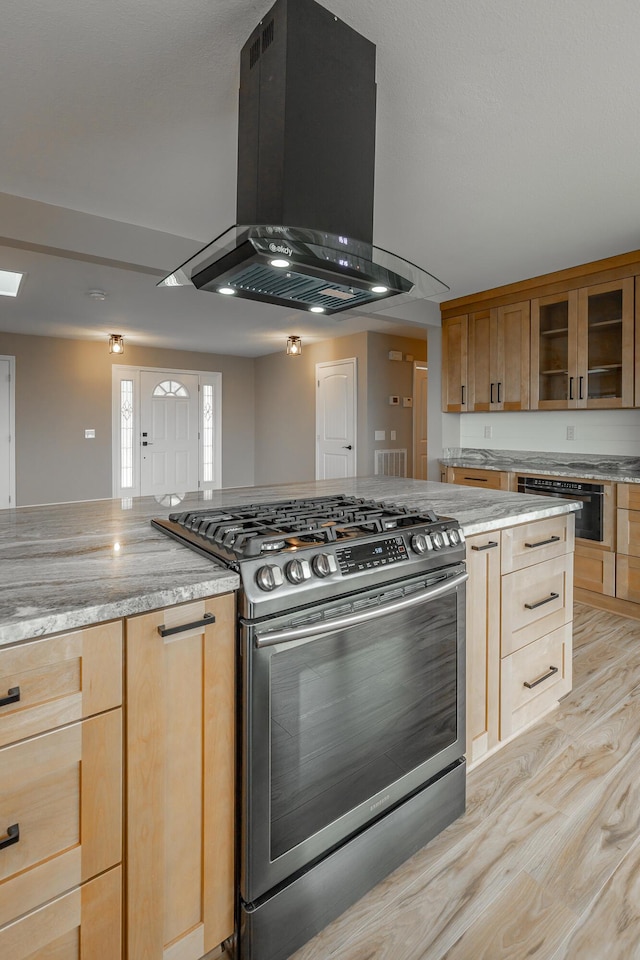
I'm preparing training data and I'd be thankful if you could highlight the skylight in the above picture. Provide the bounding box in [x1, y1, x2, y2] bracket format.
[0, 270, 24, 297]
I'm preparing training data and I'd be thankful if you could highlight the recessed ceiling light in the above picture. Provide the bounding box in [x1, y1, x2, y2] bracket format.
[270, 258, 291, 268]
[310, 306, 325, 313]
[371, 285, 388, 294]
[218, 286, 236, 295]
[0, 270, 24, 297]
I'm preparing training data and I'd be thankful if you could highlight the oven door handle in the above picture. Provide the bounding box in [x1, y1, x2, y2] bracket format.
[254, 571, 469, 648]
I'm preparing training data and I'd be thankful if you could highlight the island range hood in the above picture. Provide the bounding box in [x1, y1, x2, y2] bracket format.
[160, 0, 448, 315]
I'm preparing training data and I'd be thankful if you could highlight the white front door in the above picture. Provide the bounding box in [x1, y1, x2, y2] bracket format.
[413, 363, 428, 480]
[316, 359, 357, 479]
[140, 372, 200, 495]
[0, 357, 15, 508]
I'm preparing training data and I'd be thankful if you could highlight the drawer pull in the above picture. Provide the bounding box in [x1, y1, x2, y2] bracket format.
[524, 665, 559, 689]
[471, 541, 499, 551]
[524, 535, 561, 549]
[0, 686, 20, 708]
[0, 824, 19, 850]
[525, 591, 560, 610]
[465, 476, 488, 482]
[157, 612, 216, 638]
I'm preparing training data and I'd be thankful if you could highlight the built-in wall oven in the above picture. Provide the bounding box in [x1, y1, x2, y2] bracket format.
[517, 475, 608, 544]
[152, 494, 468, 960]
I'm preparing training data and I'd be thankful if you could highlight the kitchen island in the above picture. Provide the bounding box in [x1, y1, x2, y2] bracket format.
[0, 477, 580, 960]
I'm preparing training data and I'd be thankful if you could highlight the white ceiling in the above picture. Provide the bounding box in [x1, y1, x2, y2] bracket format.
[2, 0, 640, 356]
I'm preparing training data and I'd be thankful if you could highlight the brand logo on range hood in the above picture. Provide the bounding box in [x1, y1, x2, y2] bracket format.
[268, 243, 294, 256]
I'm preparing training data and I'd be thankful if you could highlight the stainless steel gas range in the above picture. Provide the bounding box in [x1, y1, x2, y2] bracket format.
[152, 493, 468, 960]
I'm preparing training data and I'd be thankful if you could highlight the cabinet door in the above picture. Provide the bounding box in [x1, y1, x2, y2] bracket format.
[494, 300, 530, 410]
[530, 291, 579, 409]
[441, 314, 468, 411]
[465, 533, 501, 765]
[467, 308, 493, 410]
[126, 593, 235, 960]
[577, 277, 634, 408]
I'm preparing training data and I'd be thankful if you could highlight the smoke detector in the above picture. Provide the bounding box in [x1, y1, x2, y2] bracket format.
[86, 289, 107, 301]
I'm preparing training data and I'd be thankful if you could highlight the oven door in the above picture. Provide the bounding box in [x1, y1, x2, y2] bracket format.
[240, 564, 467, 903]
[517, 478, 602, 542]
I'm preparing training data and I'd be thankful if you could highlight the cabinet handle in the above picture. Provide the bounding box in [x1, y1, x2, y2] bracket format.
[471, 541, 499, 551]
[157, 612, 216, 638]
[524, 665, 559, 689]
[490, 382, 495, 403]
[497, 381, 502, 403]
[465, 476, 488, 482]
[569, 376, 574, 400]
[461, 385, 465, 405]
[0, 824, 19, 851]
[524, 591, 560, 610]
[579, 375, 584, 400]
[524, 535, 561, 549]
[0, 686, 20, 708]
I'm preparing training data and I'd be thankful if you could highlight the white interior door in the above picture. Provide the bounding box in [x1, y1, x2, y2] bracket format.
[413, 363, 428, 480]
[316, 359, 357, 479]
[140, 372, 200, 496]
[0, 357, 15, 508]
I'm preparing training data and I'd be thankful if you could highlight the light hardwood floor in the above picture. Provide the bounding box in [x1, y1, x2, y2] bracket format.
[291, 603, 640, 960]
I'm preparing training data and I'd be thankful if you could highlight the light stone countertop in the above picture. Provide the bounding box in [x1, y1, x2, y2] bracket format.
[0, 476, 581, 646]
[440, 448, 640, 483]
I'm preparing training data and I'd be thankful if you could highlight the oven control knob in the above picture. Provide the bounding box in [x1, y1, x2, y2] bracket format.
[431, 532, 444, 550]
[312, 553, 338, 578]
[410, 533, 430, 555]
[255, 564, 285, 592]
[286, 559, 311, 584]
[449, 529, 460, 546]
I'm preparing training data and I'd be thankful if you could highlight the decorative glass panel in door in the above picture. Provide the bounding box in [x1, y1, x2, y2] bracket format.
[531, 292, 578, 409]
[578, 278, 634, 408]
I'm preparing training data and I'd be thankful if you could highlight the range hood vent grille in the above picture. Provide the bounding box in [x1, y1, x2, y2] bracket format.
[231, 264, 371, 310]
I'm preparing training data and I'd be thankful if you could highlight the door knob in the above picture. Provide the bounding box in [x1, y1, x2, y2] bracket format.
[342, 445, 353, 450]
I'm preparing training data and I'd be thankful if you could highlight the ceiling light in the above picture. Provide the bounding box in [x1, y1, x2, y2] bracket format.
[109, 334, 125, 355]
[287, 336, 302, 356]
[87, 289, 107, 301]
[310, 306, 325, 313]
[0, 270, 24, 297]
[218, 286, 236, 295]
[371, 285, 388, 294]
[270, 258, 291, 268]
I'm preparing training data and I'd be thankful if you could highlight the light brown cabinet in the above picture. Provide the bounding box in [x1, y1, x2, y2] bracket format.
[126, 592, 236, 960]
[0, 621, 123, 957]
[468, 301, 530, 411]
[465, 514, 574, 768]
[444, 466, 512, 491]
[616, 483, 640, 603]
[441, 314, 468, 411]
[531, 278, 634, 410]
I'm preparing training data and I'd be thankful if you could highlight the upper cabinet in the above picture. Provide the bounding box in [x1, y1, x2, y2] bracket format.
[468, 301, 530, 411]
[531, 278, 634, 409]
[440, 249, 640, 412]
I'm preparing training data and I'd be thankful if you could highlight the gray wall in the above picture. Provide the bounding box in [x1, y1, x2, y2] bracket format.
[0, 332, 255, 505]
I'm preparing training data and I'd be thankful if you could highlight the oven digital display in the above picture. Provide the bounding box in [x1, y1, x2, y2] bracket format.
[336, 536, 408, 574]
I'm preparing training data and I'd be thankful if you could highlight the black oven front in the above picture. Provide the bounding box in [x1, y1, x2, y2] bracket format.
[517, 475, 602, 542]
[238, 562, 467, 960]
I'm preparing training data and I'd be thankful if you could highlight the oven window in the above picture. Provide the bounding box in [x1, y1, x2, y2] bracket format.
[269, 593, 458, 859]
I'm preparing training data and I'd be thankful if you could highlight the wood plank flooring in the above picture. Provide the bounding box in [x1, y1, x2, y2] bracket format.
[290, 603, 640, 960]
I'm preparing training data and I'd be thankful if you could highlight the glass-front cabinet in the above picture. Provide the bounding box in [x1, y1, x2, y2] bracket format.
[531, 278, 634, 409]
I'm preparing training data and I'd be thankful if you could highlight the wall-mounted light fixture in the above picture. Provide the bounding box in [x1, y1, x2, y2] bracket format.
[286, 335, 302, 356]
[109, 334, 125, 355]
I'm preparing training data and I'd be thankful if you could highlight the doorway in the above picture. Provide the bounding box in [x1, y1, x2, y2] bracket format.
[413, 362, 428, 480]
[112, 366, 222, 497]
[0, 356, 15, 508]
[315, 359, 357, 479]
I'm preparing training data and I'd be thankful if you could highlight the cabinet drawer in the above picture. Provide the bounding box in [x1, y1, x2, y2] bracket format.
[501, 514, 574, 573]
[574, 544, 615, 596]
[500, 623, 572, 740]
[501, 554, 573, 656]
[0, 710, 121, 927]
[0, 621, 122, 748]
[617, 508, 640, 558]
[0, 865, 121, 959]
[446, 467, 511, 490]
[617, 483, 640, 511]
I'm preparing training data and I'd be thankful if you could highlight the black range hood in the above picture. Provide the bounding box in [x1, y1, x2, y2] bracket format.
[160, 0, 448, 315]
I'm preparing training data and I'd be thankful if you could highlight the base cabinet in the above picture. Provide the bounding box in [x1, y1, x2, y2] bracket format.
[126, 592, 236, 960]
[465, 515, 574, 768]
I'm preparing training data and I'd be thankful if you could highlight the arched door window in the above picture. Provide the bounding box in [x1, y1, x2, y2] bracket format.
[152, 380, 190, 398]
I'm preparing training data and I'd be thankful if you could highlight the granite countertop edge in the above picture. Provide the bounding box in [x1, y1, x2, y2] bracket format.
[440, 454, 640, 483]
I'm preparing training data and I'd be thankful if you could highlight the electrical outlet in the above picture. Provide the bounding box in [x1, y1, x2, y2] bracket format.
[566, 425, 576, 440]
[484, 425, 492, 439]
